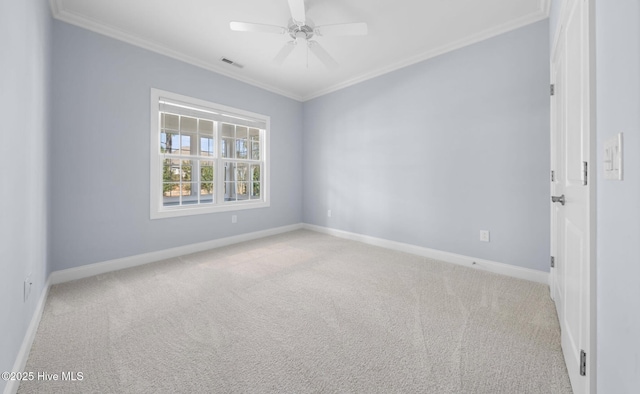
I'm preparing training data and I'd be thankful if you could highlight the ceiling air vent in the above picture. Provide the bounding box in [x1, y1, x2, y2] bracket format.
[220, 57, 243, 68]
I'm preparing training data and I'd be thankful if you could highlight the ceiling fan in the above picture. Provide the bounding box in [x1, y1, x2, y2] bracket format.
[229, 0, 368, 68]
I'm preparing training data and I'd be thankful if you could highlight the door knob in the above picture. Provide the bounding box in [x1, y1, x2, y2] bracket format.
[551, 195, 566, 205]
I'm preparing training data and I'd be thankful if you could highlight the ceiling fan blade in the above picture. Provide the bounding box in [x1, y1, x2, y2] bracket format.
[308, 41, 338, 69]
[230, 21, 285, 34]
[274, 41, 297, 65]
[287, 0, 306, 25]
[315, 22, 368, 36]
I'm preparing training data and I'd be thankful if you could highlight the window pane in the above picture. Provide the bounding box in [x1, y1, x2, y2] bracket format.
[181, 160, 193, 182]
[251, 182, 261, 199]
[200, 137, 214, 156]
[181, 133, 195, 155]
[222, 123, 234, 138]
[199, 119, 214, 157]
[162, 113, 179, 131]
[170, 134, 180, 154]
[163, 183, 180, 206]
[251, 165, 261, 199]
[250, 141, 260, 160]
[199, 119, 213, 136]
[249, 128, 260, 142]
[224, 181, 235, 201]
[236, 139, 247, 159]
[236, 164, 249, 200]
[236, 126, 249, 159]
[164, 159, 181, 182]
[160, 133, 168, 153]
[222, 138, 235, 158]
[180, 116, 197, 133]
[224, 161, 235, 182]
[224, 162, 236, 202]
[162, 133, 180, 154]
[182, 182, 198, 205]
[251, 164, 260, 182]
[236, 126, 248, 140]
[236, 163, 248, 182]
[200, 182, 214, 203]
[236, 182, 249, 200]
[199, 161, 214, 203]
[201, 161, 214, 182]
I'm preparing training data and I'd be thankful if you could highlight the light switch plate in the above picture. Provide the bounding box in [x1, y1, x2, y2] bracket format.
[604, 133, 623, 180]
[24, 274, 32, 302]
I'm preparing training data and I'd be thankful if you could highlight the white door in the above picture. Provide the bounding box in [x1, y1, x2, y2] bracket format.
[550, 0, 594, 393]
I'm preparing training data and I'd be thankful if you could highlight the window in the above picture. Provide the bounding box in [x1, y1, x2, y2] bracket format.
[150, 89, 269, 219]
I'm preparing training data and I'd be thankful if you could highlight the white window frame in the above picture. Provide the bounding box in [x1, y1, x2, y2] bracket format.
[150, 88, 270, 219]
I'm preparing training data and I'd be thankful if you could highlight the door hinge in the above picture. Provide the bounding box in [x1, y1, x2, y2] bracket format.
[551, 256, 555, 268]
[583, 161, 588, 186]
[551, 170, 555, 182]
[580, 350, 587, 376]
[550, 84, 555, 96]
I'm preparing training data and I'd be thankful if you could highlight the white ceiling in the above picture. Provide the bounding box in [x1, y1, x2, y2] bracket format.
[50, 0, 549, 101]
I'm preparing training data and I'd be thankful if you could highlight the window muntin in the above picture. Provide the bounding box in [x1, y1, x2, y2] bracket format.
[150, 89, 269, 219]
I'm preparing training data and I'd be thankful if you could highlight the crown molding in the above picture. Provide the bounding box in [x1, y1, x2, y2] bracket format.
[49, 3, 304, 102]
[50, 1, 549, 103]
[301, 8, 549, 101]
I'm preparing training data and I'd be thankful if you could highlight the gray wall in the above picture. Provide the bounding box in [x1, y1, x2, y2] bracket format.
[0, 0, 51, 391]
[302, 20, 551, 272]
[595, 0, 640, 391]
[50, 22, 303, 271]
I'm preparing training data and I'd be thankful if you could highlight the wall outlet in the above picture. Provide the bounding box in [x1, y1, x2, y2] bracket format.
[24, 274, 32, 302]
[480, 230, 490, 242]
[327, 209, 331, 218]
[231, 215, 237, 224]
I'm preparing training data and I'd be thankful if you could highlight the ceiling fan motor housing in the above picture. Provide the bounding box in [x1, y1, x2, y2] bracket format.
[288, 19, 314, 40]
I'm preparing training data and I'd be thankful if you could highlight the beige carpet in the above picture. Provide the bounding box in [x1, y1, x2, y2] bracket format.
[18, 230, 572, 393]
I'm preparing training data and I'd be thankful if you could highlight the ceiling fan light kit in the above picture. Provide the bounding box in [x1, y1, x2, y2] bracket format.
[229, 0, 368, 68]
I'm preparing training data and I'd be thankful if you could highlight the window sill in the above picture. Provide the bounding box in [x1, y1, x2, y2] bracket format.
[150, 200, 270, 220]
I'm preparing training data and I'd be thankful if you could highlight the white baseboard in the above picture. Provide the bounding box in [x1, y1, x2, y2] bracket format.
[302, 224, 549, 285]
[50, 223, 304, 285]
[3, 276, 52, 394]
